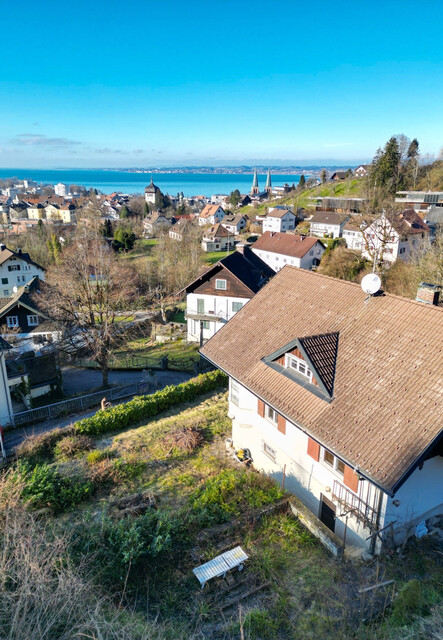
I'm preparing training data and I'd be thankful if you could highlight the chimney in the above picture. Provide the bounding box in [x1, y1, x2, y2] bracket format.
[17, 248, 22, 254]
[0, 244, 5, 251]
[236, 243, 251, 255]
[416, 282, 441, 306]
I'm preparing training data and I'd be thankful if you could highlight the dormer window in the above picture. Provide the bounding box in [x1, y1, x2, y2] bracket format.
[215, 279, 227, 290]
[285, 353, 313, 381]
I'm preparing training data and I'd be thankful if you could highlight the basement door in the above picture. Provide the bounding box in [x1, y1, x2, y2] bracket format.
[319, 495, 336, 533]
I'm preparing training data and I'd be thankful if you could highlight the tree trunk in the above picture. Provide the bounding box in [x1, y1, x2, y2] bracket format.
[102, 362, 109, 388]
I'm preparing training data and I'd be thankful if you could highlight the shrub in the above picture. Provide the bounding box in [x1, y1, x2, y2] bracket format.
[86, 448, 118, 465]
[391, 579, 424, 626]
[15, 425, 75, 464]
[75, 370, 227, 437]
[161, 425, 204, 455]
[16, 462, 93, 514]
[54, 435, 93, 459]
[190, 469, 283, 526]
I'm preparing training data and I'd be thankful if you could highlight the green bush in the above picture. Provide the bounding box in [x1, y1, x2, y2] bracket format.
[16, 425, 75, 464]
[86, 448, 118, 465]
[75, 370, 227, 437]
[16, 462, 93, 514]
[54, 435, 93, 459]
[391, 579, 424, 626]
[190, 469, 283, 526]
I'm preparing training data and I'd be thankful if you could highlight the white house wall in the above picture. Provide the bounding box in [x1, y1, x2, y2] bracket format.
[0, 257, 45, 298]
[186, 292, 249, 342]
[263, 213, 296, 234]
[252, 245, 324, 272]
[228, 380, 381, 552]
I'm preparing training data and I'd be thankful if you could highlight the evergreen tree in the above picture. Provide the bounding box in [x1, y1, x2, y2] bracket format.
[102, 219, 113, 237]
[298, 174, 306, 190]
[119, 205, 130, 219]
[370, 136, 401, 194]
[320, 169, 327, 183]
[47, 233, 62, 264]
[407, 138, 419, 159]
[229, 189, 242, 207]
[113, 227, 136, 252]
[144, 201, 150, 217]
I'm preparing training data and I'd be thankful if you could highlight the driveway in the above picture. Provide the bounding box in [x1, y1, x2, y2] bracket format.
[62, 367, 192, 396]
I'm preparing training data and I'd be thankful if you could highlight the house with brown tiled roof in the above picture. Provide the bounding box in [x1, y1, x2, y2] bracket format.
[251, 232, 325, 271]
[0, 245, 45, 298]
[362, 210, 430, 264]
[201, 268, 443, 555]
[201, 224, 235, 252]
[354, 164, 371, 178]
[263, 207, 297, 233]
[310, 211, 349, 238]
[198, 204, 225, 226]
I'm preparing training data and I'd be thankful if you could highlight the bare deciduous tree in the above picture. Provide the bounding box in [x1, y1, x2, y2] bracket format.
[38, 236, 141, 386]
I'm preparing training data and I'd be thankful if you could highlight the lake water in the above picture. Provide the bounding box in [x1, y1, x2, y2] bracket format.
[0, 169, 303, 197]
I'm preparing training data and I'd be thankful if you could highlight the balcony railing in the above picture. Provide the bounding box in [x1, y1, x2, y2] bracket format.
[332, 480, 378, 530]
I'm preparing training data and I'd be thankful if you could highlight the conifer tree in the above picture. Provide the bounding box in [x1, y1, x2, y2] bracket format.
[298, 174, 306, 190]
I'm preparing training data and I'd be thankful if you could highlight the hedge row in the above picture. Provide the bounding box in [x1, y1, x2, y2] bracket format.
[75, 370, 227, 436]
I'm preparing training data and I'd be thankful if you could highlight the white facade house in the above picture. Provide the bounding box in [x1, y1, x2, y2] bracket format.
[181, 247, 274, 343]
[201, 224, 235, 252]
[0, 246, 45, 299]
[251, 232, 325, 271]
[262, 208, 296, 233]
[223, 214, 247, 235]
[201, 268, 443, 556]
[310, 212, 349, 238]
[342, 223, 364, 250]
[362, 211, 430, 264]
[198, 204, 225, 226]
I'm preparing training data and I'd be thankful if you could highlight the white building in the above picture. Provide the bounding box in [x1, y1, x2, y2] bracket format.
[198, 204, 225, 226]
[0, 245, 45, 298]
[54, 183, 68, 197]
[251, 232, 325, 271]
[262, 208, 296, 233]
[201, 268, 443, 556]
[342, 222, 364, 250]
[201, 224, 235, 252]
[362, 210, 430, 264]
[310, 212, 349, 238]
[180, 246, 274, 343]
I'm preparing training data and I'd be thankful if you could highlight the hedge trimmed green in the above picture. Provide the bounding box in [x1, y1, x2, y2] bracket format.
[75, 370, 227, 436]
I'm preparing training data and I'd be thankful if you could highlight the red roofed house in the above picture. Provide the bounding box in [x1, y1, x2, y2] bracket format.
[252, 232, 325, 271]
[198, 204, 225, 226]
[201, 224, 235, 252]
[201, 269, 443, 556]
[263, 207, 296, 233]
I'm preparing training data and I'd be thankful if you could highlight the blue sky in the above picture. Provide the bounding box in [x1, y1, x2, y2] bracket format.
[0, 0, 442, 168]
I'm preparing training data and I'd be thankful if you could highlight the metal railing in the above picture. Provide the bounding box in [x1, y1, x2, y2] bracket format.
[1, 381, 147, 430]
[332, 480, 378, 530]
[75, 354, 209, 373]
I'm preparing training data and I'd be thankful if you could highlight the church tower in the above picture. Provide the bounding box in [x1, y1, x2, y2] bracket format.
[265, 169, 272, 195]
[251, 169, 259, 195]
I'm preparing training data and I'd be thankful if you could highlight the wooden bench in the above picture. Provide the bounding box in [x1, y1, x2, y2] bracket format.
[193, 546, 249, 589]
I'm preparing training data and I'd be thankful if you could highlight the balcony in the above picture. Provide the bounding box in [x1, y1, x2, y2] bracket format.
[332, 480, 378, 530]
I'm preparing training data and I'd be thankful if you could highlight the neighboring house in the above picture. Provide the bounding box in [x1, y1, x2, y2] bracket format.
[251, 232, 325, 271]
[310, 212, 349, 238]
[0, 336, 14, 424]
[143, 212, 174, 236]
[27, 203, 46, 220]
[144, 178, 161, 205]
[59, 203, 77, 224]
[45, 204, 61, 220]
[362, 210, 430, 264]
[330, 171, 348, 181]
[354, 165, 370, 178]
[263, 208, 296, 233]
[54, 183, 68, 197]
[342, 220, 364, 250]
[395, 191, 443, 214]
[198, 204, 225, 226]
[211, 194, 229, 205]
[0, 245, 45, 299]
[201, 269, 443, 556]
[0, 277, 56, 351]
[223, 214, 248, 235]
[169, 219, 194, 241]
[180, 245, 274, 344]
[201, 224, 235, 252]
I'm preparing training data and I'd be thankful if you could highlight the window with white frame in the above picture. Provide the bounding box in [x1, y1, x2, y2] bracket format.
[265, 404, 278, 425]
[215, 279, 227, 290]
[8, 264, 20, 271]
[232, 301, 243, 313]
[262, 440, 277, 462]
[27, 315, 39, 326]
[6, 316, 19, 327]
[230, 380, 240, 406]
[285, 353, 313, 381]
[321, 447, 345, 476]
[3, 290, 8, 296]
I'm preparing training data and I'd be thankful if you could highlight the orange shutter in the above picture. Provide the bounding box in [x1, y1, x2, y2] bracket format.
[307, 437, 320, 461]
[258, 399, 265, 417]
[343, 465, 359, 493]
[277, 414, 286, 434]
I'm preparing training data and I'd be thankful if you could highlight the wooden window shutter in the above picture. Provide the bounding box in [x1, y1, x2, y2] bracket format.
[343, 465, 359, 493]
[307, 437, 320, 461]
[258, 399, 265, 417]
[277, 414, 286, 435]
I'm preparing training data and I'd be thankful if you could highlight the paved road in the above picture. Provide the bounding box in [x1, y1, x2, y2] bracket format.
[4, 368, 193, 455]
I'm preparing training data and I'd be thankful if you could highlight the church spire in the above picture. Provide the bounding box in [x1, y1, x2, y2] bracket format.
[265, 168, 272, 193]
[251, 169, 259, 194]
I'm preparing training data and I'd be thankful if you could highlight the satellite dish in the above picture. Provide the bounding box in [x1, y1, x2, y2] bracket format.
[361, 273, 381, 295]
[12, 286, 18, 293]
